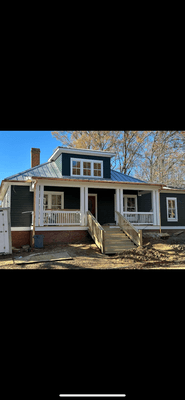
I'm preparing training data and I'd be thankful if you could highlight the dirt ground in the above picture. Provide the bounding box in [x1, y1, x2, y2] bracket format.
[1, 231, 185, 269]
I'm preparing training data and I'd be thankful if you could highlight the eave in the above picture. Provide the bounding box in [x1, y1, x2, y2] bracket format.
[48, 146, 116, 162]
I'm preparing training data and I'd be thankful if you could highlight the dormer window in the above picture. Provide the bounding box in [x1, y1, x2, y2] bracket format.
[71, 158, 103, 178]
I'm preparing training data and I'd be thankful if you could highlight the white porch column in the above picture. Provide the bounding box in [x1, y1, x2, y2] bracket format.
[120, 188, 123, 215]
[39, 185, 44, 226]
[152, 190, 157, 225]
[115, 188, 120, 224]
[35, 184, 40, 226]
[80, 186, 85, 226]
[155, 190, 160, 226]
[84, 186, 88, 225]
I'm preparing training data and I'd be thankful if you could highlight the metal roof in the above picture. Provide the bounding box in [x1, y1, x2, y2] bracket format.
[110, 170, 146, 183]
[4, 161, 62, 181]
[4, 161, 147, 184]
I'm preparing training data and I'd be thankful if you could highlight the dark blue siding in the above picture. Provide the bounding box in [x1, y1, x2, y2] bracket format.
[62, 153, 111, 179]
[88, 188, 115, 225]
[138, 193, 152, 212]
[11, 186, 34, 227]
[44, 186, 80, 209]
[160, 193, 185, 226]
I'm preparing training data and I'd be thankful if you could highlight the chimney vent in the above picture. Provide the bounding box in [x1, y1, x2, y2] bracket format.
[31, 148, 40, 168]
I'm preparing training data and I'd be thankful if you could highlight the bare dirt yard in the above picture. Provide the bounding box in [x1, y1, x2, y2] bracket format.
[1, 231, 185, 269]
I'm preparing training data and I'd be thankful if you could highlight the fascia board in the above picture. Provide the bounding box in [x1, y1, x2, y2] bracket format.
[48, 147, 116, 161]
[31, 176, 162, 190]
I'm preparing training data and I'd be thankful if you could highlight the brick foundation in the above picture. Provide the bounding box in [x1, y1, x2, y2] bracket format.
[11, 230, 90, 247]
[35, 230, 89, 245]
[11, 231, 31, 248]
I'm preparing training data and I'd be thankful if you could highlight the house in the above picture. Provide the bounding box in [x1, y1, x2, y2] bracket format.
[0, 146, 185, 253]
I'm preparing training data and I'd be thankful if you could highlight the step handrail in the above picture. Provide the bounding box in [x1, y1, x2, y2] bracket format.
[87, 211, 105, 253]
[115, 211, 142, 246]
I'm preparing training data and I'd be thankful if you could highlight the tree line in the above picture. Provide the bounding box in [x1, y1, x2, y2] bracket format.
[52, 131, 185, 188]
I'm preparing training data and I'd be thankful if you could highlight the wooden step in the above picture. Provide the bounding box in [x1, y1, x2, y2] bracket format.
[105, 247, 136, 254]
[103, 227, 136, 253]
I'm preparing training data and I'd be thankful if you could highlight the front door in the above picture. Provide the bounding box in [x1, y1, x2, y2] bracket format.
[88, 195, 96, 218]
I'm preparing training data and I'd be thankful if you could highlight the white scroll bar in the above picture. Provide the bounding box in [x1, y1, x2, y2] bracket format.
[59, 395, 126, 398]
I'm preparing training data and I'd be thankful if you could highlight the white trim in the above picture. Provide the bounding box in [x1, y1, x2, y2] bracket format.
[80, 186, 85, 226]
[161, 190, 185, 194]
[120, 189, 123, 215]
[48, 146, 116, 162]
[138, 226, 185, 230]
[71, 158, 103, 179]
[35, 226, 88, 231]
[35, 185, 40, 226]
[28, 179, 161, 191]
[40, 185, 44, 226]
[44, 191, 64, 210]
[166, 197, 178, 222]
[83, 187, 88, 226]
[123, 194, 138, 212]
[11, 227, 32, 231]
[88, 193, 98, 220]
[9, 182, 31, 186]
[152, 190, 157, 225]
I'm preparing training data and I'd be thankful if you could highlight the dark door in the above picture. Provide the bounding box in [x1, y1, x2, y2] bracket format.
[88, 195, 96, 217]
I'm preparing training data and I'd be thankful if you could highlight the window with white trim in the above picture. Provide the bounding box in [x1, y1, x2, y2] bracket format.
[123, 195, 137, 212]
[43, 191, 64, 210]
[71, 158, 103, 178]
[166, 197, 178, 222]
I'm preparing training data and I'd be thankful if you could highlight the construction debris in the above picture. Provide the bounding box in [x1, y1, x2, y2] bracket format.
[173, 231, 184, 236]
[158, 233, 170, 239]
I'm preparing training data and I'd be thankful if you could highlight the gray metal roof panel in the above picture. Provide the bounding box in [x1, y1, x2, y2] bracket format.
[4, 161, 146, 184]
[110, 170, 146, 183]
[5, 161, 62, 181]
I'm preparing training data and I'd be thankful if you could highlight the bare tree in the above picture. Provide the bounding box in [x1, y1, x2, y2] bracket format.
[51, 130, 149, 174]
[135, 131, 185, 187]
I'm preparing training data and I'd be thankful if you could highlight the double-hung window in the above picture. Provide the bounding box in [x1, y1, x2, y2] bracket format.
[44, 191, 64, 210]
[71, 158, 103, 178]
[166, 197, 178, 222]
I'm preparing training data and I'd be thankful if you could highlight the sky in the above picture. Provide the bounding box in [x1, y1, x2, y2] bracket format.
[0, 131, 60, 184]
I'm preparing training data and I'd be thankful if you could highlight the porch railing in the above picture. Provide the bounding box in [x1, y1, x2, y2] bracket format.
[43, 210, 81, 226]
[116, 211, 142, 246]
[122, 212, 153, 225]
[87, 211, 105, 253]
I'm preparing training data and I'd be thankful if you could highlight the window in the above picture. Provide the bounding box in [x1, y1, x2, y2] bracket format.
[43, 192, 64, 210]
[166, 197, 178, 222]
[94, 162, 102, 177]
[72, 160, 81, 176]
[71, 158, 103, 178]
[83, 161, 91, 176]
[123, 195, 137, 212]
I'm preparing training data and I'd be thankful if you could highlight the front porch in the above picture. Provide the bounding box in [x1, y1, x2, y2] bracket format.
[34, 184, 160, 229]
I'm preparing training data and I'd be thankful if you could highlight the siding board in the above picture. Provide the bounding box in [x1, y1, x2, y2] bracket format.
[62, 153, 111, 179]
[44, 186, 80, 209]
[11, 186, 34, 227]
[160, 193, 185, 226]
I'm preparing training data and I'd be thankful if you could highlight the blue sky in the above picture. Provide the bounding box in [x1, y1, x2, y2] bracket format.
[0, 131, 60, 184]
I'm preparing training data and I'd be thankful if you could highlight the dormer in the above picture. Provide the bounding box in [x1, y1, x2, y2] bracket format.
[48, 147, 116, 179]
